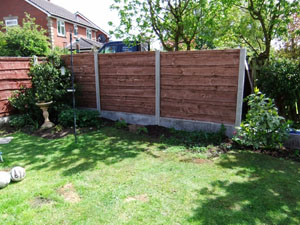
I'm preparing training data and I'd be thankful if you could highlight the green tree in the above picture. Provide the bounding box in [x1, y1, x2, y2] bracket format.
[0, 13, 50, 56]
[278, 13, 300, 60]
[223, 0, 299, 64]
[110, 0, 220, 51]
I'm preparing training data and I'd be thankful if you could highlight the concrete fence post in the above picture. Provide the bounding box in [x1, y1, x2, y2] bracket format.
[235, 48, 247, 127]
[155, 51, 161, 125]
[94, 52, 101, 113]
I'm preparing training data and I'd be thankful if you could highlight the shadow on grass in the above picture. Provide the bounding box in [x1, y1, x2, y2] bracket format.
[189, 151, 300, 224]
[1, 127, 160, 176]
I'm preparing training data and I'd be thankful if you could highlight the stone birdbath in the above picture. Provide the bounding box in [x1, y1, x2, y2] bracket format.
[36, 101, 54, 129]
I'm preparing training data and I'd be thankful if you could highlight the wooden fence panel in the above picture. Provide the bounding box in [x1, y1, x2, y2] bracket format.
[99, 52, 156, 115]
[62, 50, 242, 126]
[160, 50, 240, 124]
[62, 53, 96, 109]
[0, 57, 33, 117]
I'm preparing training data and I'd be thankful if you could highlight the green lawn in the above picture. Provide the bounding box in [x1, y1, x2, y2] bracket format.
[0, 127, 299, 225]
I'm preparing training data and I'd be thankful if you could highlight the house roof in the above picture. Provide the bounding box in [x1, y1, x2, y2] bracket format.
[66, 37, 104, 50]
[75, 12, 110, 36]
[26, 0, 100, 30]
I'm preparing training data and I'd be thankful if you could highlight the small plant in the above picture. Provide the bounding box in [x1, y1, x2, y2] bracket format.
[54, 125, 63, 133]
[137, 127, 148, 134]
[190, 146, 208, 153]
[115, 119, 127, 129]
[233, 87, 291, 149]
[58, 109, 100, 128]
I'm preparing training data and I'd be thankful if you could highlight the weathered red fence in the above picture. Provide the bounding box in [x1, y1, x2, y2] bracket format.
[0, 57, 33, 117]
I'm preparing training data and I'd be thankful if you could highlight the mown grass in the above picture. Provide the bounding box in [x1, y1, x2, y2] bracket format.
[0, 127, 299, 225]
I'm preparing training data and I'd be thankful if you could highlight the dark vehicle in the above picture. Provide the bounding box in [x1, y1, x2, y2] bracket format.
[98, 41, 149, 53]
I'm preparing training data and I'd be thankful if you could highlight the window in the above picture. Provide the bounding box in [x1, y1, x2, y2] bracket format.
[57, 20, 65, 36]
[74, 25, 78, 36]
[5, 19, 18, 27]
[102, 46, 117, 53]
[86, 28, 92, 39]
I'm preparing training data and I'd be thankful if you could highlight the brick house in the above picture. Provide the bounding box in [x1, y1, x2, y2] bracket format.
[0, 0, 109, 49]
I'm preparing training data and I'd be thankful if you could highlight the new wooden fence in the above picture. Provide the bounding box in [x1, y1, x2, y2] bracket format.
[0, 57, 33, 117]
[160, 50, 240, 125]
[62, 49, 246, 134]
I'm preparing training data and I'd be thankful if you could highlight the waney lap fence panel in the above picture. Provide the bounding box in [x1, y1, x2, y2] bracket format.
[62, 49, 245, 133]
[160, 50, 240, 125]
[99, 52, 156, 115]
[63, 53, 96, 108]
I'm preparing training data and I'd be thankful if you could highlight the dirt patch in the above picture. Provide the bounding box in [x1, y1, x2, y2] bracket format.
[0, 124, 99, 140]
[31, 196, 55, 208]
[180, 158, 212, 164]
[253, 148, 300, 162]
[125, 194, 149, 203]
[57, 183, 80, 203]
[0, 124, 16, 136]
[145, 125, 172, 138]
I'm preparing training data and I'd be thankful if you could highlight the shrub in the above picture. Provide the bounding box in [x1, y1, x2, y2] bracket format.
[29, 54, 71, 103]
[233, 88, 291, 149]
[58, 109, 100, 128]
[9, 88, 43, 124]
[9, 114, 38, 130]
[257, 58, 300, 122]
[9, 52, 72, 127]
[0, 13, 50, 57]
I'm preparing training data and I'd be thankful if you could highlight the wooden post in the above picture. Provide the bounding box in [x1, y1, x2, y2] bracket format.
[155, 51, 160, 125]
[235, 48, 246, 127]
[94, 51, 101, 113]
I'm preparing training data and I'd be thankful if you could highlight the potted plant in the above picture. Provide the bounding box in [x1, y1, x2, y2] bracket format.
[29, 54, 70, 129]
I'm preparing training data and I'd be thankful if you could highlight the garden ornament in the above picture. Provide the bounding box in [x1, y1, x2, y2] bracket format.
[0, 171, 11, 189]
[36, 101, 54, 129]
[10, 166, 26, 182]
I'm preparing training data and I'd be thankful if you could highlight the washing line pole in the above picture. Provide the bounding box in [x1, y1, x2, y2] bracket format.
[70, 31, 77, 143]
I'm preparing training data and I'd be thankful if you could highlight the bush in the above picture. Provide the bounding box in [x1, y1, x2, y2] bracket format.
[9, 114, 38, 130]
[233, 88, 291, 149]
[8, 52, 72, 127]
[9, 88, 43, 124]
[58, 109, 100, 128]
[257, 58, 300, 122]
[0, 13, 50, 57]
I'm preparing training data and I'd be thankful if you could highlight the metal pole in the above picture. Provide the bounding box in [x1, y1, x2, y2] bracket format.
[70, 31, 77, 143]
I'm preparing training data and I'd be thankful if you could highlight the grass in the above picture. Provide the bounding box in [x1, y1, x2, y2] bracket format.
[0, 127, 300, 225]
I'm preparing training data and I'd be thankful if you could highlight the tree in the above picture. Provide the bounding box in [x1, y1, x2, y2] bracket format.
[110, 0, 219, 51]
[0, 13, 50, 56]
[279, 13, 300, 60]
[224, 0, 299, 65]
